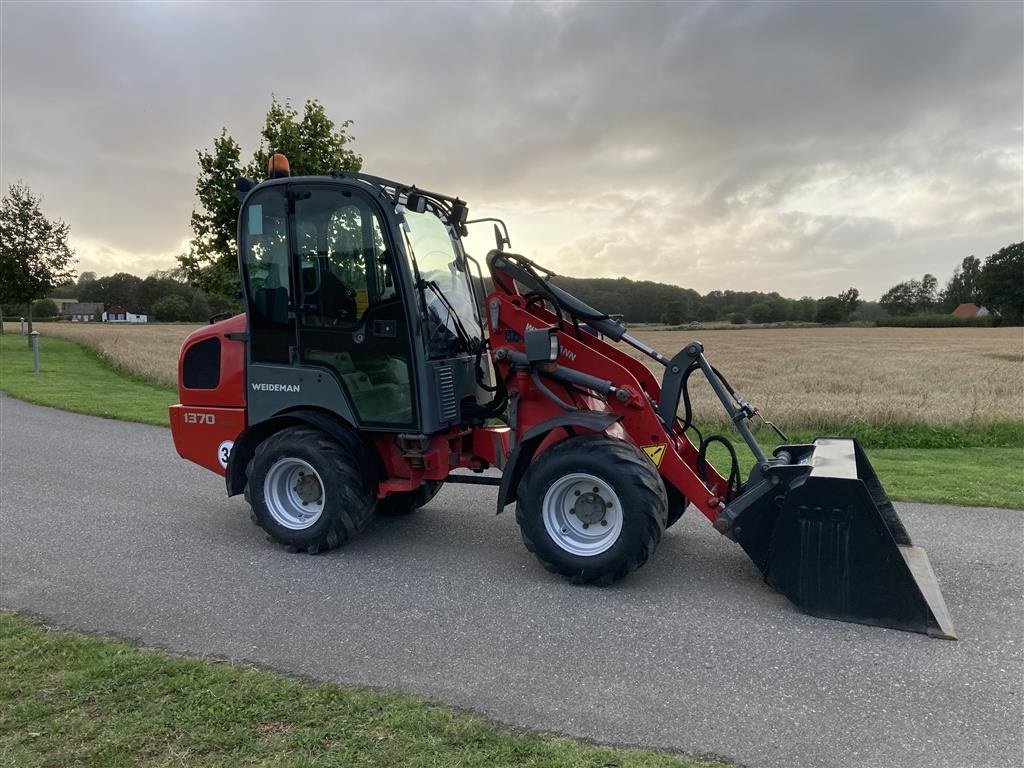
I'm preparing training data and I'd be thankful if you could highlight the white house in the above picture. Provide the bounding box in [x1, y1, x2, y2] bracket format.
[102, 305, 148, 323]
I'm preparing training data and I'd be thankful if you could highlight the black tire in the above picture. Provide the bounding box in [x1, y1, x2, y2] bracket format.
[515, 435, 668, 585]
[376, 480, 444, 517]
[245, 426, 376, 554]
[665, 481, 689, 528]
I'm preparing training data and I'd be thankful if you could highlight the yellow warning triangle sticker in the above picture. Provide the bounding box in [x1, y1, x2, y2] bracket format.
[642, 444, 666, 467]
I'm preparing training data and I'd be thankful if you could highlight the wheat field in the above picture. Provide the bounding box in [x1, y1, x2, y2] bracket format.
[7, 322, 1022, 427]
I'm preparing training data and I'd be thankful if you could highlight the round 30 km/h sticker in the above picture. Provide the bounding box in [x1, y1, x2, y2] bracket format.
[217, 440, 234, 469]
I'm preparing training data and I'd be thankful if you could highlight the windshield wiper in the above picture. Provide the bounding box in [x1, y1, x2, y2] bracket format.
[421, 279, 476, 353]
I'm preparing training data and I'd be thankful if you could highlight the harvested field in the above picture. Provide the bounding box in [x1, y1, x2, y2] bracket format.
[5, 323, 1022, 428]
[2, 322, 199, 390]
[627, 326, 1023, 427]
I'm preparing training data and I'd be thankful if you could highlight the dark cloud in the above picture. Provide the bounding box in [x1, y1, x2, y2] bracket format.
[2, 1, 1020, 297]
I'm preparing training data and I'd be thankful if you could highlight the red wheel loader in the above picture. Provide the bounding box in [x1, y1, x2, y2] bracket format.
[170, 155, 956, 639]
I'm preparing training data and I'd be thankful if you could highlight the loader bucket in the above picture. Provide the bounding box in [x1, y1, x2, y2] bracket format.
[728, 438, 957, 639]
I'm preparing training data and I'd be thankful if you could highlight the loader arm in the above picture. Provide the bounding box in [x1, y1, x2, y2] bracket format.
[485, 250, 956, 640]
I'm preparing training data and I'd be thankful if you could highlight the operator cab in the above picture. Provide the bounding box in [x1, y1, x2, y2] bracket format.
[237, 165, 486, 434]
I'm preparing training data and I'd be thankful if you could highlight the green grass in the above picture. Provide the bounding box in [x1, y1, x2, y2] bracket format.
[0, 613, 721, 768]
[700, 431, 1023, 509]
[0, 333, 174, 426]
[869, 448, 1024, 509]
[702, 421, 1024, 449]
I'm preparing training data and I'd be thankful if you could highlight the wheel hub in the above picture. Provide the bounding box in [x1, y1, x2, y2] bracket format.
[293, 472, 322, 505]
[573, 491, 607, 524]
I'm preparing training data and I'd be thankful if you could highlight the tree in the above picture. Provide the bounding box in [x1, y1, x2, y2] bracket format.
[917, 274, 938, 311]
[815, 296, 848, 324]
[187, 291, 211, 322]
[0, 183, 76, 341]
[32, 298, 58, 318]
[748, 301, 774, 324]
[979, 242, 1023, 324]
[78, 271, 143, 309]
[837, 287, 861, 317]
[180, 98, 363, 296]
[728, 312, 747, 325]
[942, 255, 982, 310]
[152, 295, 190, 322]
[879, 279, 922, 316]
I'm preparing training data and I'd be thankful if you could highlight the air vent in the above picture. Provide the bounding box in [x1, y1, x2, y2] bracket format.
[437, 365, 458, 422]
[182, 337, 220, 389]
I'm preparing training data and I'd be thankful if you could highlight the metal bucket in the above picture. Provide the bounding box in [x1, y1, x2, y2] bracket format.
[724, 438, 956, 639]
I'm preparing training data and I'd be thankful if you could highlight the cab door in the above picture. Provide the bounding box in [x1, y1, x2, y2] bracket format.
[291, 184, 417, 429]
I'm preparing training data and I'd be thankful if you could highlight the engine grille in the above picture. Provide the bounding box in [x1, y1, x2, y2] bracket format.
[437, 365, 458, 421]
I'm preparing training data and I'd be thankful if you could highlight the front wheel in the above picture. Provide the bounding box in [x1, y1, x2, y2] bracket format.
[246, 426, 376, 553]
[515, 435, 668, 585]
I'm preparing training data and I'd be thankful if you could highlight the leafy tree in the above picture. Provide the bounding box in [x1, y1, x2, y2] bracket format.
[188, 292, 211, 322]
[78, 271, 143, 310]
[180, 98, 362, 296]
[879, 279, 923, 316]
[152, 294, 190, 322]
[942, 255, 982, 310]
[32, 298, 58, 318]
[917, 274, 938, 311]
[815, 296, 847, 324]
[0, 183, 76, 340]
[837, 287, 861, 317]
[661, 300, 687, 325]
[748, 301, 774, 324]
[728, 312, 747, 325]
[979, 242, 1023, 324]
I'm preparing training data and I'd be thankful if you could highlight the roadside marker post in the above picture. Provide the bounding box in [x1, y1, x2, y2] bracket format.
[20, 318, 25, 335]
[30, 331, 40, 373]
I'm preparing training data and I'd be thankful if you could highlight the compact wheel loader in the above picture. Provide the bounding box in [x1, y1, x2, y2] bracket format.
[170, 154, 956, 639]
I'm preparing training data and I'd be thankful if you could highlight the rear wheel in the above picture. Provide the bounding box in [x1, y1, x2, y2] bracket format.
[516, 435, 667, 585]
[246, 426, 376, 553]
[376, 480, 443, 516]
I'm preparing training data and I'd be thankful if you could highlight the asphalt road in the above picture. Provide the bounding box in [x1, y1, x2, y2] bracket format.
[1, 393, 1022, 768]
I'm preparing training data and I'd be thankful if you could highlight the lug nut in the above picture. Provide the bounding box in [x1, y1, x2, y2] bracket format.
[582, 522, 590, 529]
[592, 487, 599, 493]
[600, 519, 607, 526]
[606, 501, 612, 508]
[574, 490, 581, 496]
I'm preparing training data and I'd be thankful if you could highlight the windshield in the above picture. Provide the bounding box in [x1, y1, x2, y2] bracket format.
[403, 208, 483, 355]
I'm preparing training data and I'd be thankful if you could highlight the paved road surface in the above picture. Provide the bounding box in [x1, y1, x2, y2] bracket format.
[1, 393, 1021, 768]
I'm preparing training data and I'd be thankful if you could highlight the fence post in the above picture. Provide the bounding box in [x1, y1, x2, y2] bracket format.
[20, 317, 25, 335]
[30, 331, 40, 373]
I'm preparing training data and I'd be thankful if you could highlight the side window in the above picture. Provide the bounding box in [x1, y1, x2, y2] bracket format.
[296, 191, 395, 326]
[242, 189, 291, 364]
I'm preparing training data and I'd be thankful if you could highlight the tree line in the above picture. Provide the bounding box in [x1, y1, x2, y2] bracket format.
[878, 246, 1023, 324]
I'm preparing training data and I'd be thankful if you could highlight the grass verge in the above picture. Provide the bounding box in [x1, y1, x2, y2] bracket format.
[0, 613, 721, 768]
[0, 333, 174, 427]
[869, 448, 1024, 509]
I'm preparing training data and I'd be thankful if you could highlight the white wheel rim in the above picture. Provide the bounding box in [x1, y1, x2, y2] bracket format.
[264, 457, 325, 530]
[542, 472, 623, 556]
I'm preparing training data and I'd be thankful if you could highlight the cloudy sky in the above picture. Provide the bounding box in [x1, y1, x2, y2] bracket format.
[2, 1, 1021, 299]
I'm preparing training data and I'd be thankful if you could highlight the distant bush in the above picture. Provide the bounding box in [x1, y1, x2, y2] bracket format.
[728, 312, 747, 325]
[876, 314, 997, 328]
[32, 298, 59, 318]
